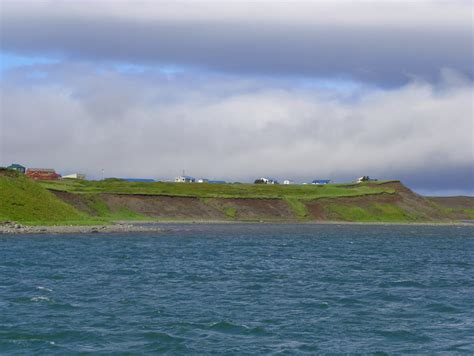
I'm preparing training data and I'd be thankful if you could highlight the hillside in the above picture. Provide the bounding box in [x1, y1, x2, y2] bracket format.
[0, 170, 89, 225]
[427, 196, 474, 220]
[1, 171, 471, 225]
[37, 178, 397, 199]
[47, 181, 458, 223]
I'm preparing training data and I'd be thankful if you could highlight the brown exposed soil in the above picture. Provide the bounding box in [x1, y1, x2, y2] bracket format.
[205, 198, 296, 220]
[427, 196, 474, 209]
[51, 191, 98, 216]
[306, 182, 454, 221]
[101, 194, 225, 219]
[49, 181, 467, 222]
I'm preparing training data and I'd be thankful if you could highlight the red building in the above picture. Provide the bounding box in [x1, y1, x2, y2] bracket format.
[26, 168, 61, 180]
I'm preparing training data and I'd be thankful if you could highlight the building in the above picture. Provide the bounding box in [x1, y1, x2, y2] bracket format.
[198, 178, 226, 184]
[121, 178, 155, 183]
[175, 175, 195, 183]
[7, 163, 26, 174]
[283, 180, 293, 185]
[312, 179, 331, 185]
[26, 168, 61, 180]
[63, 173, 86, 180]
[255, 177, 278, 184]
[357, 176, 377, 183]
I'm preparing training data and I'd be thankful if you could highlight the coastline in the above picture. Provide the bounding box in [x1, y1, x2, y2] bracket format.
[1, 219, 473, 235]
[0, 222, 166, 235]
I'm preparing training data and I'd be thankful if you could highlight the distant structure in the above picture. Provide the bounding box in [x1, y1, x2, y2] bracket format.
[121, 178, 155, 183]
[7, 163, 26, 174]
[175, 175, 195, 183]
[26, 168, 61, 180]
[254, 177, 278, 184]
[283, 180, 293, 185]
[197, 178, 227, 184]
[312, 179, 331, 185]
[63, 173, 86, 180]
[357, 176, 377, 183]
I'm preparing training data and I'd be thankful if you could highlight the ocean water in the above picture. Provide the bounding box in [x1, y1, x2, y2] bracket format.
[1, 224, 473, 354]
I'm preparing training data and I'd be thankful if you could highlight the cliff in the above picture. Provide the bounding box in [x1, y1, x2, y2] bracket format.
[1, 170, 472, 225]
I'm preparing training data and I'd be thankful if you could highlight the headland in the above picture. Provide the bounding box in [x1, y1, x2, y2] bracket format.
[1, 169, 473, 232]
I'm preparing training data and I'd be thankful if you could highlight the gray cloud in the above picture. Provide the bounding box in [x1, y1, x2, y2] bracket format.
[1, 0, 472, 86]
[1, 64, 472, 194]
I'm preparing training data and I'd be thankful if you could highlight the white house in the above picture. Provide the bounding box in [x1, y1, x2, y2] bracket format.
[63, 173, 86, 180]
[256, 177, 278, 184]
[175, 175, 195, 183]
[283, 180, 293, 185]
[357, 176, 377, 183]
[197, 178, 209, 183]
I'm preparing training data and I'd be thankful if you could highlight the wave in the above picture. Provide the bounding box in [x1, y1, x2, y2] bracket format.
[425, 302, 461, 314]
[207, 321, 268, 336]
[30, 296, 52, 303]
[143, 331, 185, 343]
[36, 286, 53, 292]
[376, 329, 432, 343]
[379, 280, 428, 288]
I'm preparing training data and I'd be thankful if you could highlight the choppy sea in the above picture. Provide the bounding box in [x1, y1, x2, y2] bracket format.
[1, 223, 473, 354]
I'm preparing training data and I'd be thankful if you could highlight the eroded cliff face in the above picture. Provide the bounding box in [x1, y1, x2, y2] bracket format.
[50, 182, 463, 222]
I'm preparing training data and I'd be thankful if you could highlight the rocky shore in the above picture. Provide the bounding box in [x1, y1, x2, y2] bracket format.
[0, 221, 164, 235]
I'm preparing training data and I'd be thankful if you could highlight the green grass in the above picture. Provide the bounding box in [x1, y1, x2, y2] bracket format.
[0, 172, 93, 224]
[324, 202, 413, 222]
[37, 179, 397, 200]
[285, 198, 309, 219]
[441, 207, 474, 220]
[74, 194, 150, 221]
[3, 171, 431, 225]
[224, 207, 237, 219]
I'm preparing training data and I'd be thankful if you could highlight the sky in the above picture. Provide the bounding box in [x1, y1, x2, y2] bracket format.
[0, 0, 473, 195]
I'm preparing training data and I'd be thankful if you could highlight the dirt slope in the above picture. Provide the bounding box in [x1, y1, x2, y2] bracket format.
[427, 196, 474, 209]
[49, 181, 463, 222]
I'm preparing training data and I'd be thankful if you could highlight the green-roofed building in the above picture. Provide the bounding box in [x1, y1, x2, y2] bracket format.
[7, 163, 26, 174]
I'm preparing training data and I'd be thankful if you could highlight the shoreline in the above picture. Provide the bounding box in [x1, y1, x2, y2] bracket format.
[0, 222, 166, 235]
[1, 219, 473, 235]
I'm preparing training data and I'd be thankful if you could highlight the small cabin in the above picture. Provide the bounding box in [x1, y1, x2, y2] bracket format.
[312, 179, 331, 185]
[357, 176, 377, 183]
[255, 177, 278, 184]
[175, 175, 195, 183]
[63, 173, 86, 180]
[7, 163, 26, 174]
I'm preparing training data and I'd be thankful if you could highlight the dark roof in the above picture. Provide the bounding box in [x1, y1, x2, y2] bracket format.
[312, 179, 331, 184]
[7, 163, 25, 169]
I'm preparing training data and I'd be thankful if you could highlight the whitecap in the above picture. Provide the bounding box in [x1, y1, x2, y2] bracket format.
[31, 296, 51, 302]
[36, 286, 53, 292]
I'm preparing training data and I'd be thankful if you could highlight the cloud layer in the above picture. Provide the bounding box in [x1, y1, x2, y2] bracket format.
[1, 64, 472, 194]
[1, 0, 472, 86]
[1, 1, 473, 194]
